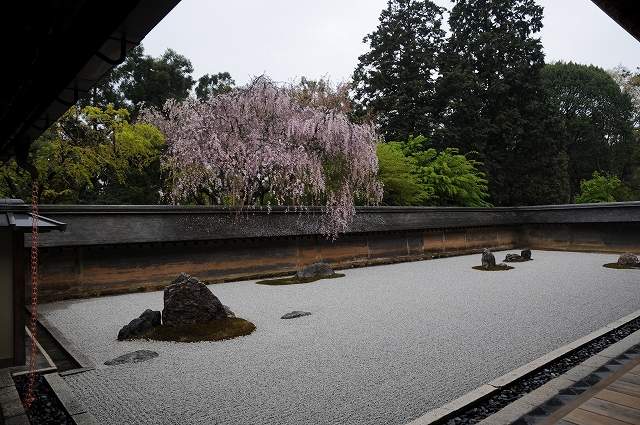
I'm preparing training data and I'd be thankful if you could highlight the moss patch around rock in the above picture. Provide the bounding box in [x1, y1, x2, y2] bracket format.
[255, 273, 345, 286]
[603, 263, 640, 270]
[131, 318, 256, 342]
[472, 265, 515, 271]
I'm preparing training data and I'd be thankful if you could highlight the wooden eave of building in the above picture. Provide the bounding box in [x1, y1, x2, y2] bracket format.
[0, 0, 181, 164]
[591, 0, 640, 42]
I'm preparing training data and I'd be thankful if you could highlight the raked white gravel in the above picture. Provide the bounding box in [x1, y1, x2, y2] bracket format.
[39, 250, 640, 425]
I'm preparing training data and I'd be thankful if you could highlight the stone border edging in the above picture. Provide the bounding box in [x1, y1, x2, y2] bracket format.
[0, 368, 29, 424]
[45, 373, 98, 425]
[479, 332, 640, 425]
[37, 315, 94, 372]
[405, 308, 640, 425]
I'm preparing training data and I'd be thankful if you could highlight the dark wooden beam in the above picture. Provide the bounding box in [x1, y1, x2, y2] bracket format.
[13, 232, 25, 367]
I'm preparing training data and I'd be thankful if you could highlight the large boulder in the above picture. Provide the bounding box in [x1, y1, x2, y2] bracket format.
[521, 249, 532, 260]
[481, 249, 496, 269]
[295, 262, 335, 280]
[617, 252, 640, 267]
[162, 273, 228, 326]
[117, 309, 161, 340]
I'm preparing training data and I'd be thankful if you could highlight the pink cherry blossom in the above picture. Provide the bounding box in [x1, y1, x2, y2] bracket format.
[140, 76, 382, 238]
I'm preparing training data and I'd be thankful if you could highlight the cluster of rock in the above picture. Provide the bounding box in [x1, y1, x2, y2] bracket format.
[617, 252, 640, 267]
[295, 262, 334, 280]
[504, 250, 532, 262]
[118, 262, 334, 340]
[481, 249, 509, 269]
[117, 272, 235, 340]
[118, 309, 161, 340]
[481, 249, 532, 269]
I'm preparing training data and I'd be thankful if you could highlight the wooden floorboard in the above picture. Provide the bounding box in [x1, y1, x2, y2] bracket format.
[621, 374, 640, 386]
[537, 356, 640, 425]
[581, 396, 640, 424]
[595, 388, 640, 410]
[564, 408, 635, 425]
[609, 380, 640, 397]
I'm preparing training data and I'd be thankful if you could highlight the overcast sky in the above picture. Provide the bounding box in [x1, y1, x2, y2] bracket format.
[141, 0, 640, 87]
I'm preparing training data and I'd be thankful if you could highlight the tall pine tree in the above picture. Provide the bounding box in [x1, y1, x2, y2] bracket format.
[438, 0, 568, 205]
[353, 0, 445, 142]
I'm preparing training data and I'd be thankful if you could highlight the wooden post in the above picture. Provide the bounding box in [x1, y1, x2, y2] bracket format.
[13, 231, 26, 366]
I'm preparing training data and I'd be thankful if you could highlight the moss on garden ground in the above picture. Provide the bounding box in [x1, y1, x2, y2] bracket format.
[603, 263, 640, 270]
[505, 258, 533, 263]
[256, 273, 345, 285]
[472, 265, 515, 271]
[133, 318, 256, 342]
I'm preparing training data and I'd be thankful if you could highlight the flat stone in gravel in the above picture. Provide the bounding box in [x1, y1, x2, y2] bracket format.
[281, 311, 312, 319]
[104, 350, 159, 366]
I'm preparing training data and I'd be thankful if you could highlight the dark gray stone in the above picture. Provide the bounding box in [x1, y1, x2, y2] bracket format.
[139, 309, 161, 326]
[496, 263, 509, 268]
[521, 249, 532, 260]
[617, 252, 640, 267]
[117, 311, 158, 341]
[281, 311, 312, 319]
[295, 262, 334, 280]
[104, 350, 159, 366]
[162, 273, 227, 326]
[504, 253, 523, 262]
[481, 249, 496, 269]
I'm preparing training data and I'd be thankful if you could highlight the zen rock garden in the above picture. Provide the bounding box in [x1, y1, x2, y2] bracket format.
[474, 249, 640, 271]
[115, 263, 335, 351]
[473, 249, 533, 271]
[116, 272, 255, 347]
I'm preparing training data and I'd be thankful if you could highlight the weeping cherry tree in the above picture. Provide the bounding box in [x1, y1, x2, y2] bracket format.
[139, 76, 383, 238]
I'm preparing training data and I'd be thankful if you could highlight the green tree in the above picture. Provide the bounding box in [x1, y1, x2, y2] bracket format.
[417, 147, 492, 207]
[573, 172, 627, 203]
[0, 105, 164, 204]
[80, 45, 199, 118]
[541, 62, 635, 199]
[608, 65, 640, 199]
[376, 136, 491, 206]
[195, 72, 236, 100]
[376, 142, 430, 205]
[353, 0, 445, 141]
[119, 46, 196, 116]
[437, 0, 562, 206]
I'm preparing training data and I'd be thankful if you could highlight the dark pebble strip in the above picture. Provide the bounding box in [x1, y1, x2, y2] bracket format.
[445, 316, 640, 425]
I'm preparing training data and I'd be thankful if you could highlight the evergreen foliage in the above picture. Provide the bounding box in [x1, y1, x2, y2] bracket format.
[542, 62, 635, 198]
[353, 0, 445, 142]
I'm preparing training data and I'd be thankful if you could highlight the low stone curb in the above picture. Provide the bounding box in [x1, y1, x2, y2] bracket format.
[45, 374, 98, 425]
[478, 330, 640, 425]
[405, 308, 640, 425]
[0, 369, 29, 425]
[37, 315, 94, 371]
